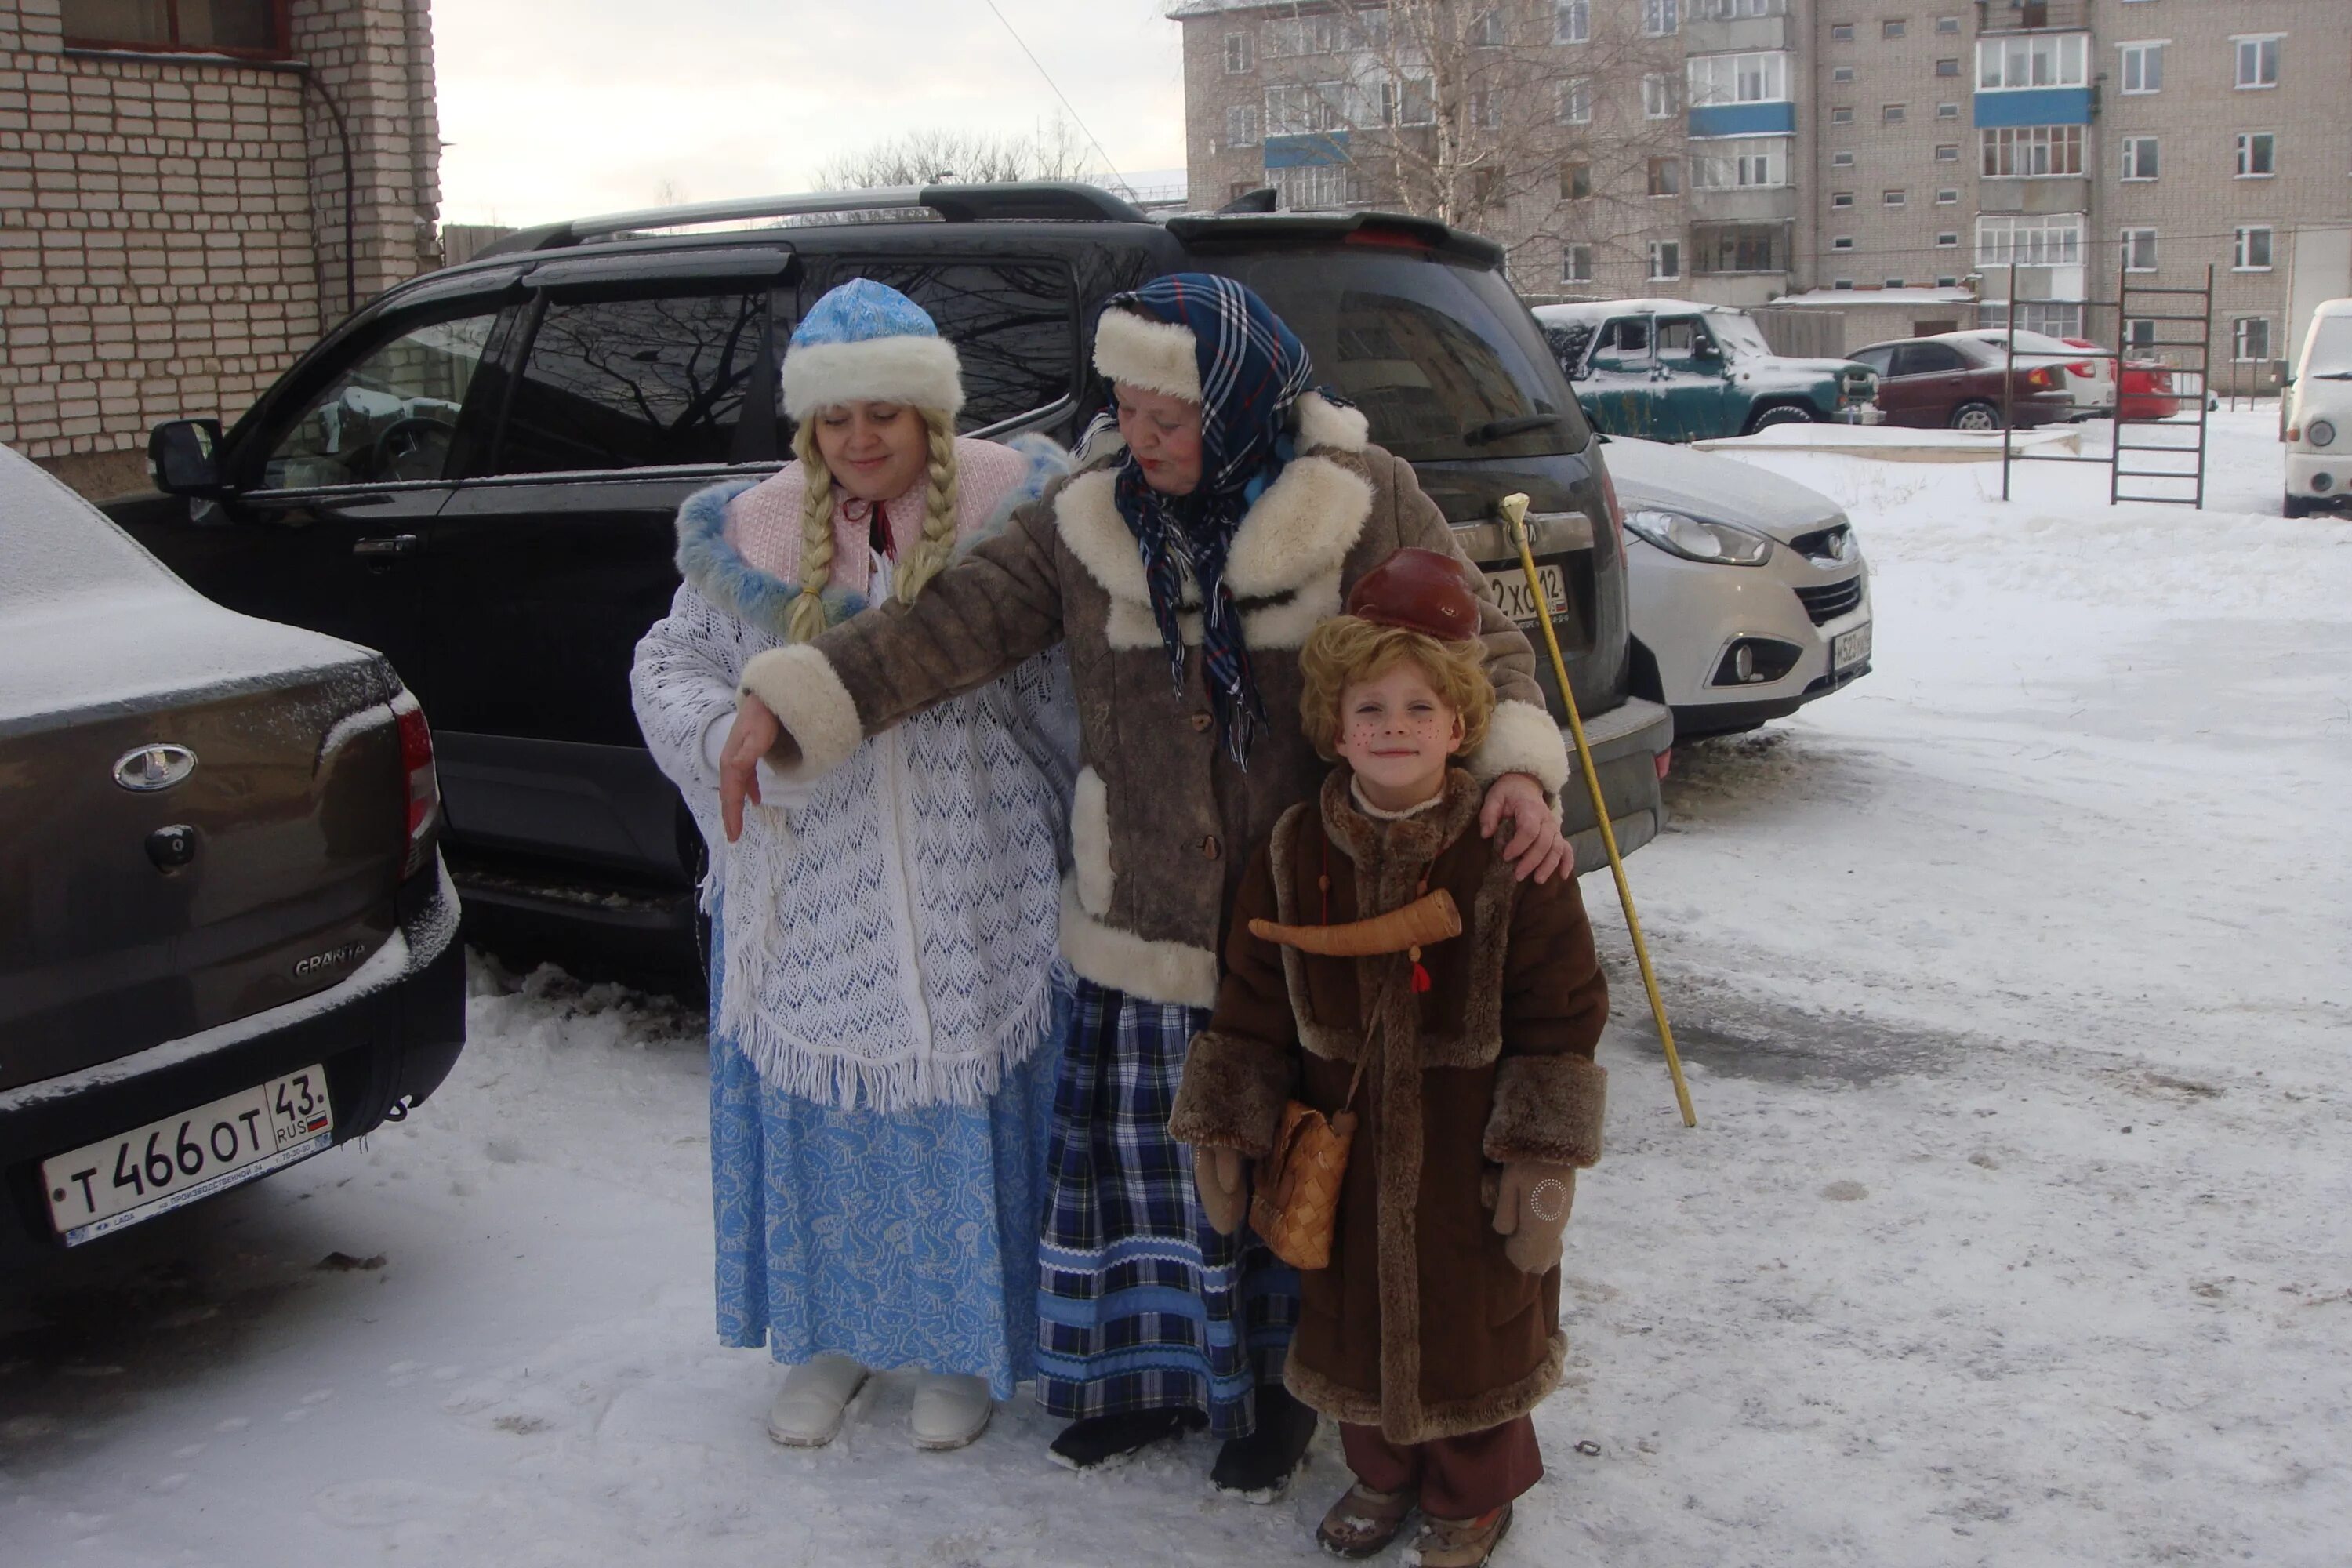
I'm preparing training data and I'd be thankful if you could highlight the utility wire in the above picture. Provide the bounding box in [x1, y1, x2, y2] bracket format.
[978, 0, 1141, 199]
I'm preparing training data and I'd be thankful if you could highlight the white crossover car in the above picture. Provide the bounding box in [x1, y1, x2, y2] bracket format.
[2283, 298, 2352, 518]
[1600, 434, 1874, 739]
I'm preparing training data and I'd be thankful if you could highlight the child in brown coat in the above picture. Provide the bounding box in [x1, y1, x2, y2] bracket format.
[1169, 547, 1610, 1567]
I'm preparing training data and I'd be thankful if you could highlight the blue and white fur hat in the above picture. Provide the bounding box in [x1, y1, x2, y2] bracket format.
[781, 279, 965, 424]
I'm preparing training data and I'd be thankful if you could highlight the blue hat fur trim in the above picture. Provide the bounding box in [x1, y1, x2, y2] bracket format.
[782, 280, 965, 422]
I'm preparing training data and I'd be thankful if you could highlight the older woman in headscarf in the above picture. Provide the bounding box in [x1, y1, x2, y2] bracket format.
[713, 274, 1575, 1497]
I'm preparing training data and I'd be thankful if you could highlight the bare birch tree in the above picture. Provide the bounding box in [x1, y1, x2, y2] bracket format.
[811, 118, 1104, 192]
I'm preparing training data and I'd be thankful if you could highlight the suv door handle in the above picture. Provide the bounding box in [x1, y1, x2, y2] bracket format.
[353, 533, 421, 558]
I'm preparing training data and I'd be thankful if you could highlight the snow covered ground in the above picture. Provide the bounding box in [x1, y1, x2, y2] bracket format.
[4, 411, 2347, 1567]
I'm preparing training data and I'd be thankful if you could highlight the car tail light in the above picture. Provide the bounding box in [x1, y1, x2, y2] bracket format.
[2025, 367, 2055, 389]
[394, 694, 440, 880]
[2067, 361, 2095, 377]
[2288, 426, 2302, 441]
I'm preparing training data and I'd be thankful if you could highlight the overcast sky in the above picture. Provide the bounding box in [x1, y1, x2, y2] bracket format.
[432, 0, 1189, 228]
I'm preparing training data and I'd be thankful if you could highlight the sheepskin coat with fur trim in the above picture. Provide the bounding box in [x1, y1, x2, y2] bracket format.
[736, 393, 1573, 1010]
[1167, 766, 1610, 1445]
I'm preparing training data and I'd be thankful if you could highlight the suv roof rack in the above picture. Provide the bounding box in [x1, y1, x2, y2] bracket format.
[474, 182, 1151, 259]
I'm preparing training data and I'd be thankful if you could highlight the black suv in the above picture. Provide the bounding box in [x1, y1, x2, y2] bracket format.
[108, 183, 1672, 946]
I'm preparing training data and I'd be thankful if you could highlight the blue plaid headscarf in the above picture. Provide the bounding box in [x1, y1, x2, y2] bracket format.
[1083, 274, 1319, 768]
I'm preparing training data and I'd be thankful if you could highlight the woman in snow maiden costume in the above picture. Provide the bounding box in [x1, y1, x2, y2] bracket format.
[714, 274, 1577, 1493]
[630, 279, 1073, 1454]
[1171, 551, 1610, 1567]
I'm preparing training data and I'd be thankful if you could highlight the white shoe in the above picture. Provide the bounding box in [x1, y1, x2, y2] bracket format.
[766, 1353, 868, 1447]
[909, 1373, 993, 1451]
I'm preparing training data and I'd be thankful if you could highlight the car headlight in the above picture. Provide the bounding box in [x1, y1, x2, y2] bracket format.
[1623, 508, 1774, 566]
[2310, 419, 2338, 448]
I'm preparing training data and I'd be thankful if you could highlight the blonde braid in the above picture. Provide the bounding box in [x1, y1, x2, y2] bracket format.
[786, 419, 836, 644]
[893, 410, 961, 605]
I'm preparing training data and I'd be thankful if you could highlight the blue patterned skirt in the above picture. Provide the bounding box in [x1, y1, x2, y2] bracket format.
[1035, 978, 1301, 1438]
[708, 914, 1067, 1400]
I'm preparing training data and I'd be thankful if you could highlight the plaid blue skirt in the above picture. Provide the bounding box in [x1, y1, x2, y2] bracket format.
[1035, 978, 1300, 1438]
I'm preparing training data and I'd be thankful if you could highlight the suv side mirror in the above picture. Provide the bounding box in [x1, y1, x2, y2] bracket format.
[149, 419, 226, 497]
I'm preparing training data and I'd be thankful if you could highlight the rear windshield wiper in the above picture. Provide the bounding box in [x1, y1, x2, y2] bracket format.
[1462, 414, 1563, 445]
[2310, 370, 2352, 380]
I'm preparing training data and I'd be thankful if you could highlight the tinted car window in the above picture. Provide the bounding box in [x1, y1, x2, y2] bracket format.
[1893, 342, 1965, 376]
[1599, 317, 1653, 357]
[835, 260, 1077, 433]
[1214, 251, 1589, 461]
[493, 290, 766, 474]
[262, 310, 497, 488]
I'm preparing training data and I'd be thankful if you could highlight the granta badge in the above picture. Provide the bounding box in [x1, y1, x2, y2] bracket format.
[114, 743, 197, 793]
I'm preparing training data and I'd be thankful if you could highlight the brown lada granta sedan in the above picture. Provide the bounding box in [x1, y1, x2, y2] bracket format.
[0, 445, 465, 1260]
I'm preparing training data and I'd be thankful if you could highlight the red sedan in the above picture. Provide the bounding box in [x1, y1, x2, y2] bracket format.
[2064, 339, 2183, 422]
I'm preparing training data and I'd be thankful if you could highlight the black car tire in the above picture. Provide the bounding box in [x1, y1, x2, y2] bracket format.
[1744, 403, 1816, 434]
[2283, 493, 2314, 518]
[1950, 401, 2003, 432]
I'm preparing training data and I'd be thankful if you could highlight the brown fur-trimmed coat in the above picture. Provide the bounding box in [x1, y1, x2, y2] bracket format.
[733, 394, 1572, 1011]
[1168, 766, 1610, 1445]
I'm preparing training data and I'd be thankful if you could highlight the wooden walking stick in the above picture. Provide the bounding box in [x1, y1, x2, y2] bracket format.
[1501, 492, 1697, 1127]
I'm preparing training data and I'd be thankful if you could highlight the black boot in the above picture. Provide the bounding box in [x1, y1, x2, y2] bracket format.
[1210, 1382, 1319, 1502]
[1047, 1407, 1203, 1472]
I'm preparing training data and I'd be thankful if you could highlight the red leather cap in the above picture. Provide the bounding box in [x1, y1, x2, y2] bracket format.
[1344, 547, 1482, 643]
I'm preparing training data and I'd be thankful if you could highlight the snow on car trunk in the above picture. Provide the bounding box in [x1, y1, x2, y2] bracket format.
[0, 414, 2343, 1566]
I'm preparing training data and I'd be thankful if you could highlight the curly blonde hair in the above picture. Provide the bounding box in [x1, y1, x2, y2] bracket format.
[784, 407, 962, 644]
[1298, 615, 1495, 761]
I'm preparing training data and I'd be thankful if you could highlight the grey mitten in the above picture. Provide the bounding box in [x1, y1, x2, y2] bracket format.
[1194, 1146, 1247, 1236]
[1490, 1161, 1577, 1275]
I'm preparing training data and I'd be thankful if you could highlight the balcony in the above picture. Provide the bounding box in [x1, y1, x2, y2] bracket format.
[1690, 185, 1797, 225]
[1975, 0, 2088, 34]
[1978, 175, 2089, 215]
[1686, 2, 1790, 55]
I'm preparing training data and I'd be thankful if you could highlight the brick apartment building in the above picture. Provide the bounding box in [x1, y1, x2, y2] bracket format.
[0, 0, 439, 496]
[1174, 0, 2352, 360]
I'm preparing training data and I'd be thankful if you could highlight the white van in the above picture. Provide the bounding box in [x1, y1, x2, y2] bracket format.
[2283, 299, 2352, 517]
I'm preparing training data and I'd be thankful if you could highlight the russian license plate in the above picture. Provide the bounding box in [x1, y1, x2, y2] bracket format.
[1484, 563, 1569, 626]
[42, 1066, 335, 1246]
[1833, 620, 1873, 671]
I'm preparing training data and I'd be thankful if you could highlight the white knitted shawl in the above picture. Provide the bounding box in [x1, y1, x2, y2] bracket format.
[630, 445, 1075, 1111]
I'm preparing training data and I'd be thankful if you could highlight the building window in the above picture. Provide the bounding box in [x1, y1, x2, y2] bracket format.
[1693, 137, 1790, 190]
[1884, 277, 1905, 288]
[2234, 226, 2274, 271]
[1936, 275, 1958, 287]
[1559, 78, 1593, 125]
[1470, 9, 1506, 46]
[1643, 0, 1680, 38]
[1831, 151, 1856, 168]
[2235, 132, 2276, 178]
[2122, 228, 2158, 272]
[1936, 187, 1958, 203]
[57, 0, 285, 53]
[1832, 66, 1856, 84]
[1696, 225, 1782, 274]
[1883, 103, 1906, 124]
[1561, 161, 1592, 200]
[1936, 15, 1961, 34]
[1266, 13, 1348, 56]
[1977, 33, 2089, 91]
[1693, 0, 1782, 17]
[1831, 191, 1856, 208]
[1831, 236, 1855, 250]
[1225, 32, 1253, 74]
[1934, 143, 1959, 162]
[2234, 36, 2281, 90]
[1643, 74, 1678, 119]
[2118, 43, 2164, 95]
[1884, 188, 1907, 207]
[1473, 89, 1502, 129]
[1936, 59, 1961, 78]
[1688, 52, 1791, 107]
[2234, 318, 2272, 361]
[1882, 19, 1906, 39]
[1647, 157, 1683, 196]
[1937, 232, 1959, 248]
[1385, 76, 1437, 127]
[1557, 1, 1590, 44]
[1563, 245, 1595, 284]
[1834, 280, 1855, 290]
[1650, 240, 1683, 279]
[2121, 137, 2160, 181]
[1831, 106, 1856, 126]
[1227, 181, 1257, 203]
[2124, 318, 2157, 353]
[1272, 164, 1364, 211]
[1981, 125, 2085, 178]
[1226, 105, 1260, 147]
[1831, 23, 1856, 44]
[1936, 102, 1961, 120]
[1976, 212, 2083, 267]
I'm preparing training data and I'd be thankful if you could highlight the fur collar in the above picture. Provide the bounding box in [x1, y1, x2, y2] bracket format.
[1054, 391, 1375, 608]
[673, 479, 868, 643]
[1321, 765, 1483, 883]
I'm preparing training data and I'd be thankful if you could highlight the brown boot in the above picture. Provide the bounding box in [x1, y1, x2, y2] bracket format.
[1315, 1482, 1417, 1559]
[1406, 1502, 1513, 1568]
